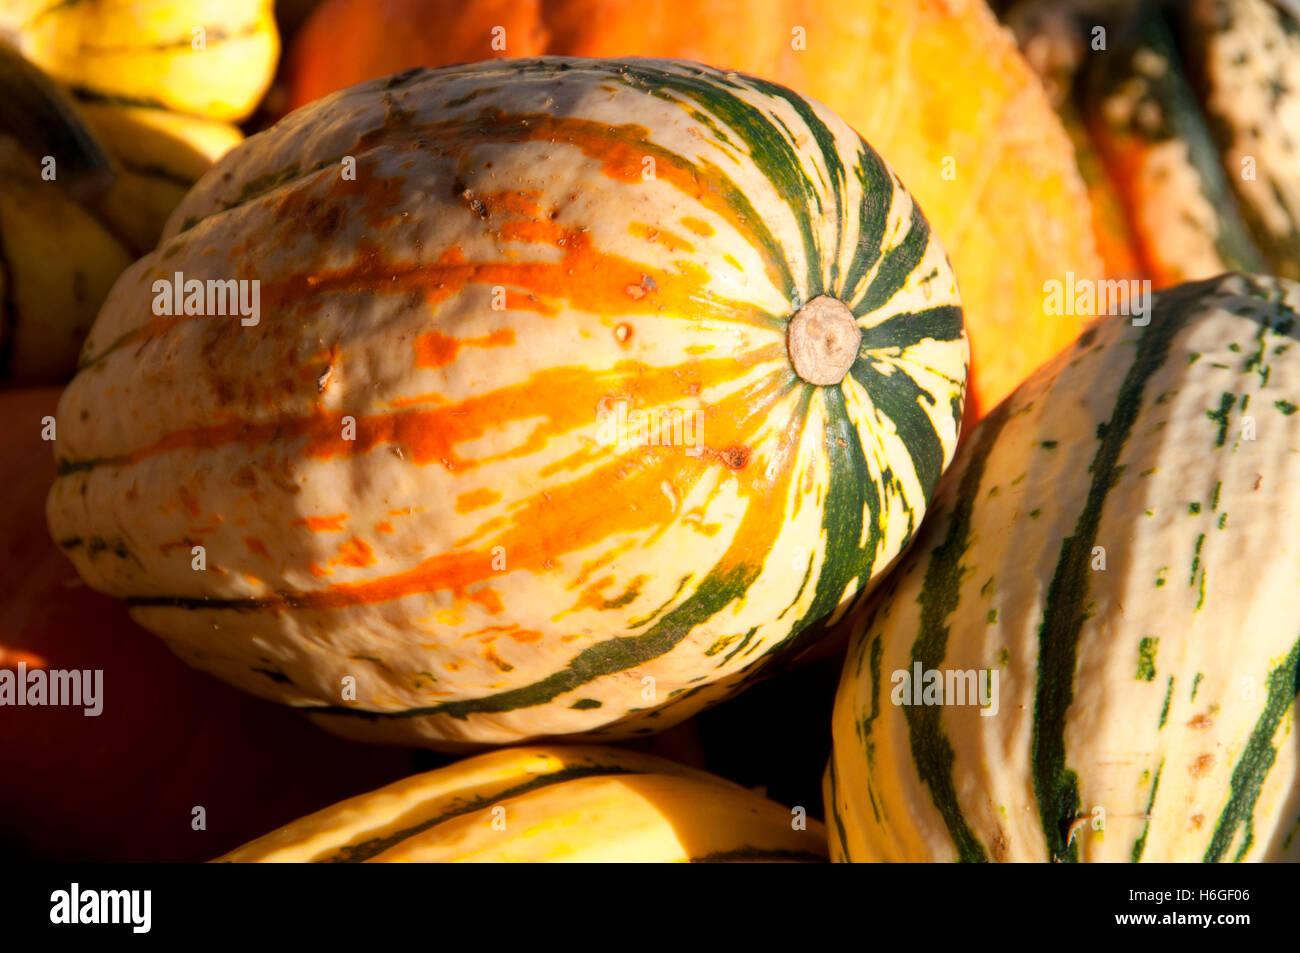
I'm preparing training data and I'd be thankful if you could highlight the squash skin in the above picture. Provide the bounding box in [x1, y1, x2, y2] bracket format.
[825, 273, 1300, 862]
[286, 0, 1101, 426]
[49, 58, 967, 748]
[217, 745, 827, 862]
[0, 388, 416, 862]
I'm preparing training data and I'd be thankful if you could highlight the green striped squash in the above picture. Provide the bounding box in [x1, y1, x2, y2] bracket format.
[48, 58, 967, 748]
[1082, 4, 1267, 286]
[825, 273, 1300, 862]
[1183, 0, 1300, 278]
[1011, 0, 1300, 286]
[217, 745, 826, 862]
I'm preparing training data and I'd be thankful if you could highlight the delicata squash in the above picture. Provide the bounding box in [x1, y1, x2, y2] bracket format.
[218, 746, 827, 863]
[48, 59, 968, 747]
[826, 273, 1300, 862]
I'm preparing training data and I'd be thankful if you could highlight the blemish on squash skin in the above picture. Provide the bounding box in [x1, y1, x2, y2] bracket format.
[336, 537, 377, 568]
[293, 514, 349, 532]
[350, 653, 393, 673]
[718, 446, 750, 470]
[483, 647, 514, 672]
[176, 486, 201, 518]
[1189, 754, 1214, 778]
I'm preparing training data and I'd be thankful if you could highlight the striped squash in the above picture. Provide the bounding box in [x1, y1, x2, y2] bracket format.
[1082, 4, 1268, 286]
[1, 0, 278, 121]
[1005, 0, 1300, 286]
[218, 746, 827, 862]
[48, 58, 968, 747]
[825, 273, 1300, 862]
[1183, 0, 1300, 278]
[0, 0, 278, 380]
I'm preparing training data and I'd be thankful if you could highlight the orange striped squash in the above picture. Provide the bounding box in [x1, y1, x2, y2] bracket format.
[48, 58, 967, 747]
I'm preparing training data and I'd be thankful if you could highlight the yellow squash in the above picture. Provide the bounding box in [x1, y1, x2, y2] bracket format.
[218, 746, 828, 862]
[0, 0, 278, 380]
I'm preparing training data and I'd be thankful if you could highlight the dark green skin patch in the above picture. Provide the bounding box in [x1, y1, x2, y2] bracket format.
[1203, 636, 1300, 862]
[1206, 392, 1236, 447]
[849, 359, 944, 502]
[1031, 283, 1188, 863]
[854, 204, 932, 318]
[1130, 761, 1164, 863]
[903, 397, 1014, 863]
[1158, 675, 1175, 729]
[1137, 637, 1159, 682]
[840, 141, 894, 302]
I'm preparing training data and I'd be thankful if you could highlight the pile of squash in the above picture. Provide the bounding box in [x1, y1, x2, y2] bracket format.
[3, 0, 1297, 863]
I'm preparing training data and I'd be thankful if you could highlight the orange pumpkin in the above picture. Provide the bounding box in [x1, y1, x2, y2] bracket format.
[0, 389, 416, 861]
[286, 0, 1101, 428]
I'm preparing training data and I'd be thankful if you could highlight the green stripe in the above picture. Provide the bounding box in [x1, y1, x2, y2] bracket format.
[75, 24, 264, 55]
[826, 756, 851, 860]
[904, 396, 1014, 863]
[859, 305, 964, 352]
[860, 632, 885, 826]
[742, 75, 847, 290]
[325, 762, 644, 862]
[784, 386, 884, 639]
[861, 634, 884, 752]
[848, 359, 945, 501]
[1203, 635, 1300, 862]
[841, 142, 894, 303]
[1130, 761, 1163, 862]
[615, 62, 824, 300]
[115, 158, 199, 189]
[1031, 286, 1187, 862]
[853, 203, 931, 318]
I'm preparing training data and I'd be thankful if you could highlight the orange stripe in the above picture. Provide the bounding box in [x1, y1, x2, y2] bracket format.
[241, 367, 796, 612]
[92, 349, 779, 476]
[92, 110, 786, 362]
[293, 514, 349, 532]
[414, 329, 515, 369]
